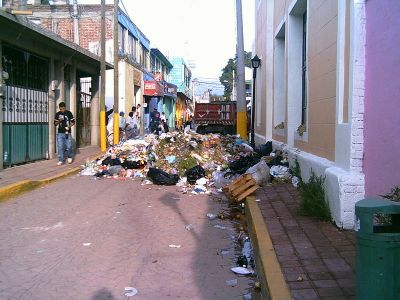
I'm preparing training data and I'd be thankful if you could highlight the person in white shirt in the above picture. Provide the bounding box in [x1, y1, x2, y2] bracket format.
[126, 111, 138, 139]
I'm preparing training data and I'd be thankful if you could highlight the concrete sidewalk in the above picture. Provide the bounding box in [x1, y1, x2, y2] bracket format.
[253, 184, 356, 299]
[0, 146, 101, 199]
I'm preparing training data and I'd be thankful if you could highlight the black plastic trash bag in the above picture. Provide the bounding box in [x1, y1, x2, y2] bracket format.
[121, 160, 146, 169]
[101, 156, 121, 166]
[229, 156, 260, 174]
[256, 141, 272, 157]
[147, 168, 179, 185]
[185, 165, 206, 185]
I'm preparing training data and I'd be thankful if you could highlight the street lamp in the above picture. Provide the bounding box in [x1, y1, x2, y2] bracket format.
[250, 55, 261, 149]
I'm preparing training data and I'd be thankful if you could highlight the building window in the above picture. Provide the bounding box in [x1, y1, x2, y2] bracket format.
[273, 22, 285, 132]
[287, 0, 307, 140]
[151, 54, 155, 73]
[118, 25, 125, 53]
[301, 11, 307, 125]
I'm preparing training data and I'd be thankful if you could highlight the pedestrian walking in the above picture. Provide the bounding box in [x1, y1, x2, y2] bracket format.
[54, 102, 75, 165]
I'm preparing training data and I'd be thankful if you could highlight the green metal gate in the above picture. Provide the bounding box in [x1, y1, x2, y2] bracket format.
[2, 45, 49, 167]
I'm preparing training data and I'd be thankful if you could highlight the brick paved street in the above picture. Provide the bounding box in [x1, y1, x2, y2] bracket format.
[255, 184, 356, 300]
[0, 175, 254, 299]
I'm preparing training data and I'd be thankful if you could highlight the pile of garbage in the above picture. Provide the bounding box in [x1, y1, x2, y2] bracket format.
[80, 131, 295, 192]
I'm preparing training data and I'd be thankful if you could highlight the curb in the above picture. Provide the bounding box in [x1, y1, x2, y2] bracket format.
[0, 153, 102, 203]
[245, 196, 292, 300]
[0, 167, 81, 203]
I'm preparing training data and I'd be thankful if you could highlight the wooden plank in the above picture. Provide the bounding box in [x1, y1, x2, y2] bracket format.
[231, 179, 257, 197]
[227, 174, 253, 192]
[237, 185, 260, 202]
[227, 178, 247, 193]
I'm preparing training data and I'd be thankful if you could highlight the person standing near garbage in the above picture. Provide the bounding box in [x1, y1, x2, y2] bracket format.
[54, 102, 75, 165]
[126, 111, 138, 139]
[150, 108, 161, 134]
[135, 104, 141, 131]
[118, 111, 127, 141]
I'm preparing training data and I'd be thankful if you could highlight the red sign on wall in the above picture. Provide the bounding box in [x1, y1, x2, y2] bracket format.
[144, 81, 164, 96]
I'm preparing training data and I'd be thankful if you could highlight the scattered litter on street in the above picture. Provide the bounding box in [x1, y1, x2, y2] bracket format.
[206, 213, 217, 220]
[236, 255, 248, 267]
[231, 267, 254, 275]
[80, 132, 273, 199]
[124, 287, 138, 297]
[219, 249, 231, 256]
[83, 243, 91, 246]
[78, 136, 300, 297]
[292, 176, 300, 188]
[213, 224, 228, 230]
[243, 293, 252, 300]
[226, 279, 238, 287]
[185, 224, 195, 231]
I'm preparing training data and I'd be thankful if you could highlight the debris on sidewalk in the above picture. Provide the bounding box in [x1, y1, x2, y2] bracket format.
[80, 134, 298, 202]
[224, 174, 260, 202]
[206, 213, 217, 220]
[80, 131, 269, 198]
[226, 279, 238, 287]
[124, 287, 138, 297]
[185, 224, 195, 231]
[231, 267, 254, 275]
[168, 244, 182, 248]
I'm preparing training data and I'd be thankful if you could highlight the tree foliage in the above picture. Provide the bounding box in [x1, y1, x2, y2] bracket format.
[219, 51, 252, 100]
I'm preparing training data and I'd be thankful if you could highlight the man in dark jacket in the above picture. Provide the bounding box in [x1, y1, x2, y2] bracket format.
[54, 102, 75, 165]
[149, 108, 161, 134]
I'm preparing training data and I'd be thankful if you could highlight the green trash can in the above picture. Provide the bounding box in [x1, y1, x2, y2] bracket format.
[355, 197, 400, 300]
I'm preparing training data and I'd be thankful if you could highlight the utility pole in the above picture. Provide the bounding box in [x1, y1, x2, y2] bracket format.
[235, 0, 247, 139]
[232, 69, 236, 101]
[113, 0, 119, 144]
[100, 0, 106, 151]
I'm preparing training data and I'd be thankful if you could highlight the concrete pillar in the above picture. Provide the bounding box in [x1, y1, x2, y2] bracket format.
[58, 61, 65, 108]
[69, 62, 77, 146]
[90, 75, 100, 146]
[0, 40, 3, 170]
[48, 58, 56, 159]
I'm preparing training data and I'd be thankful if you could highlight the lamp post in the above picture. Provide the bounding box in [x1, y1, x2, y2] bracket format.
[250, 55, 261, 149]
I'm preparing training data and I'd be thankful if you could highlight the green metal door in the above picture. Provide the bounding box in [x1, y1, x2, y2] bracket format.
[2, 44, 49, 167]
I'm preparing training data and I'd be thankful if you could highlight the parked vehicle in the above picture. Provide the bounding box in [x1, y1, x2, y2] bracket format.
[194, 101, 236, 135]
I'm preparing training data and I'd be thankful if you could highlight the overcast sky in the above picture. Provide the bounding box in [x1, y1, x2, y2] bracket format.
[80, 0, 254, 82]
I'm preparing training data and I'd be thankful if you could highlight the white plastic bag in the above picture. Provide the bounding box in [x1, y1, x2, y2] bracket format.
[245, 160, 270, 184]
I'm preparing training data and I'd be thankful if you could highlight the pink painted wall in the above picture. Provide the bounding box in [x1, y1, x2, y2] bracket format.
[364, 0, 400, 196]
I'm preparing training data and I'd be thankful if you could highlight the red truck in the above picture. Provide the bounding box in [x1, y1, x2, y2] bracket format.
[194, 101, 237, 135]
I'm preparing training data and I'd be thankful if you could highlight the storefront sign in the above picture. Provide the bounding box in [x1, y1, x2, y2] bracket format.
[144, 80, 164, 96]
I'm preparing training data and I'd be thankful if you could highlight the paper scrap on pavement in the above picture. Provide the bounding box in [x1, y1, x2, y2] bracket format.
[124, 287, 138, 297]
[226, 279, 238, 286]
[168, 244, 182, 248]
[231, 267, 254, 275]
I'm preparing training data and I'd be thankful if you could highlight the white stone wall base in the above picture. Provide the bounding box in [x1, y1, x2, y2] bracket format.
[272, 141, 365, 229]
